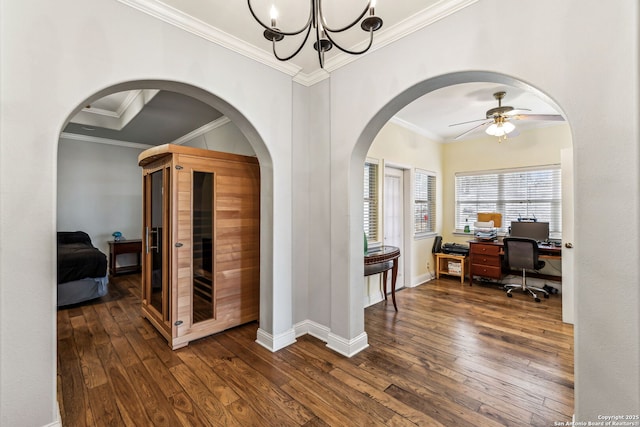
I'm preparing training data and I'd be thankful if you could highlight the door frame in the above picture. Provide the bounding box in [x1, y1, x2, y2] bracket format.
[383, 161, 413, 290]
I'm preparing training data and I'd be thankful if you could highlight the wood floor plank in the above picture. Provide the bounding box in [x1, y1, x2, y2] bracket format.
[124, 362, 185, 426]
[57, 337, 92, 427]
[69, 313, 108, 389]
[169, 363, 243, 426]
[57, 275, 574, 426]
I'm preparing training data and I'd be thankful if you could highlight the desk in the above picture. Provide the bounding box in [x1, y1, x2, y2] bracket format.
[364, 245, 400, 311]
[108, 239, 142, 276]
[469, 240, 561, 285]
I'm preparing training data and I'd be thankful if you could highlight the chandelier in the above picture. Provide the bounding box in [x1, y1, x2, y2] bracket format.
[247, 0, 383, 69]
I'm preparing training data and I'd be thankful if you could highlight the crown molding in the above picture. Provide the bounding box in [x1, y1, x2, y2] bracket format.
[60, 116, 230, 149]
[389, 116, 444, 142]
[59, 132, 155, 150]
[323, 0, 479, 73]
[117, 0, 477, 86]
[116, 0, 302, 77]
[170, 116, 231, 145]
[82, 90, 142, 119]
[73, 89, 159, 130]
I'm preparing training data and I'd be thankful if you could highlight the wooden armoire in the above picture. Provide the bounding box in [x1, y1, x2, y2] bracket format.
[138, 144, 260, 349]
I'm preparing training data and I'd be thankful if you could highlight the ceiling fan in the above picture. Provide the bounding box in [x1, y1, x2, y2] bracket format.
[450, 91, 564, 142]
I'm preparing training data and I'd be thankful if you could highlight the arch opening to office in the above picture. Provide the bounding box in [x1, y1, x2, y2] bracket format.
[354, 70, 575, 326]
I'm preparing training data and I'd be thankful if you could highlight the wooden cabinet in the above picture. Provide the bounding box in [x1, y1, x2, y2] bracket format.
[434, 253, 468, 284]
[469, 241, 503, 285]
[108, 239, 142, 276]
[139, 144, 260, 349]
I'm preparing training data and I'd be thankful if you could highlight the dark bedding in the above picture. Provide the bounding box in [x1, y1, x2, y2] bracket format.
[57, 231, 107, 284]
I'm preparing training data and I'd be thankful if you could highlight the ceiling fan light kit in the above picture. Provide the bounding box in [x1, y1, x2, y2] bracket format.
[247, 0, 383, 69]
[449, 90, 565, 142]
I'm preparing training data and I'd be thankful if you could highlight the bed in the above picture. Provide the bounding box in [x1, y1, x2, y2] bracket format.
[57, 231, 109, 307]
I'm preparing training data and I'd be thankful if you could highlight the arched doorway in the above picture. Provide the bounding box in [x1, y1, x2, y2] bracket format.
[340, 71, 574, 353]
[57, 79, 277, 343]
[360, 75, 574, 324]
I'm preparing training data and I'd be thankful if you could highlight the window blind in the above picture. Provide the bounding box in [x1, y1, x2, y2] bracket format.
[455, 166, 562, 237]
[414, 169, 436, 235]
[364, 161, 378, 241]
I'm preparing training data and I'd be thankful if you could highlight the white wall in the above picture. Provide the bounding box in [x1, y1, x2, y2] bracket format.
[57, 139, 144, 257]
[0, 1, 294, 425]
[328, 0, 639, 422]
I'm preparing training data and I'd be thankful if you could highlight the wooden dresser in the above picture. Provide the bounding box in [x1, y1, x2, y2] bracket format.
[469, 241, 503, 285]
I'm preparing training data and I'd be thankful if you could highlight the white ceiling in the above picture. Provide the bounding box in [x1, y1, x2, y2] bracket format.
[65, 0, 564, 145]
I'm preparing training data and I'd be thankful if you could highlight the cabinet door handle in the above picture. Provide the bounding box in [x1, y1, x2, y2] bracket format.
[149, 227, 159, 253]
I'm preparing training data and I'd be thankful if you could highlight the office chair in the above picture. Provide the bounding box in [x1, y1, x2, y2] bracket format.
[503, 237, 550, 302]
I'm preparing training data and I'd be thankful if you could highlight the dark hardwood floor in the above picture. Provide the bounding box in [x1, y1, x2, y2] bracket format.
[57, 274, 573, 426]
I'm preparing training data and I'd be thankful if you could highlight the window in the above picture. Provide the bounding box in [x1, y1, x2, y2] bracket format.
[414, 169, 436, 236]
[455, 165, 562, 237]
[364, 160, 379, 241]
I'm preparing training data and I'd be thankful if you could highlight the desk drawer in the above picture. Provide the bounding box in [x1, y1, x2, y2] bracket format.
[471, 244, 501, 256]
[472, 254, 501, 267]
[471, 264, 502, 279]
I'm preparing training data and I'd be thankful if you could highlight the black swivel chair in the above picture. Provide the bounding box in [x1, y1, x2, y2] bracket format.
[503, 237, 550, 302]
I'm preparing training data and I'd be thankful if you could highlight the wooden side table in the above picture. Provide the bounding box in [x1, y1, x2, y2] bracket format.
[108, 239, 142, 276]
[364, 245, 401, 311]
[435, 253, 468, 284]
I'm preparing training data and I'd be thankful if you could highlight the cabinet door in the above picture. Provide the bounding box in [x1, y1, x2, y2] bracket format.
[142, 165, 171, 331]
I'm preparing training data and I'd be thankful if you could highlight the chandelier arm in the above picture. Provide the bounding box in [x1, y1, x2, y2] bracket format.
[271, 24, 314, 62]
[318, 0, 371, 33]
[316, 20, 325, 69]
[247, 0, 313, 37]
[324, 29, 374, 55]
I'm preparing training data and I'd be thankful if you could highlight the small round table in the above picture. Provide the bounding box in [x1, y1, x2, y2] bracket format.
[364, 245, 401, 311]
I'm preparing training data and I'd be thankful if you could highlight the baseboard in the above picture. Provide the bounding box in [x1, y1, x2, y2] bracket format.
[326, 331, 369, 357]
[43, 402, 62, 427]
[293, 320, 331, 342]
[412, 273, 432, 287]
[255, 327, 296, 352]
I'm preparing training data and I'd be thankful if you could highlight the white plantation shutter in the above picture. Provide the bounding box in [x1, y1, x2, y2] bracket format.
[414, 169, 436, 235]
[455, 165, 562, 237]
[364, 161, 379, 241]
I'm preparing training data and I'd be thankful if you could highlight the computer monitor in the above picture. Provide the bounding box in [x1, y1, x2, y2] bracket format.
[510, 221, 549, 242]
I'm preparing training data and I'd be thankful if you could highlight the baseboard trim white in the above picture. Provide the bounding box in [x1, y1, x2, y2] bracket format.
[293, 320, 331, 342]
[326, 331, 369, 357]
[255, 327, 296, 352]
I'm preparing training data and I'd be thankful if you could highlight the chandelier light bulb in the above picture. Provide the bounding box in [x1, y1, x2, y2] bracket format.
[270, 5, 278, 26]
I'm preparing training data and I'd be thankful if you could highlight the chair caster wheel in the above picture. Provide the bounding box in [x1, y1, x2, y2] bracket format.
[535, 298, 541, 303]
[507, 293, 512, 298]
[544, 293, 550, 298]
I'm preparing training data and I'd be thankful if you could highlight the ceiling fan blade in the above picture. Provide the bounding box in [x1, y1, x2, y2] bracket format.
[449, 117, 488, 127]
[504, 108, 531, 116]
[453, 120, 492, 140]
[512, 114, 565, 121]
